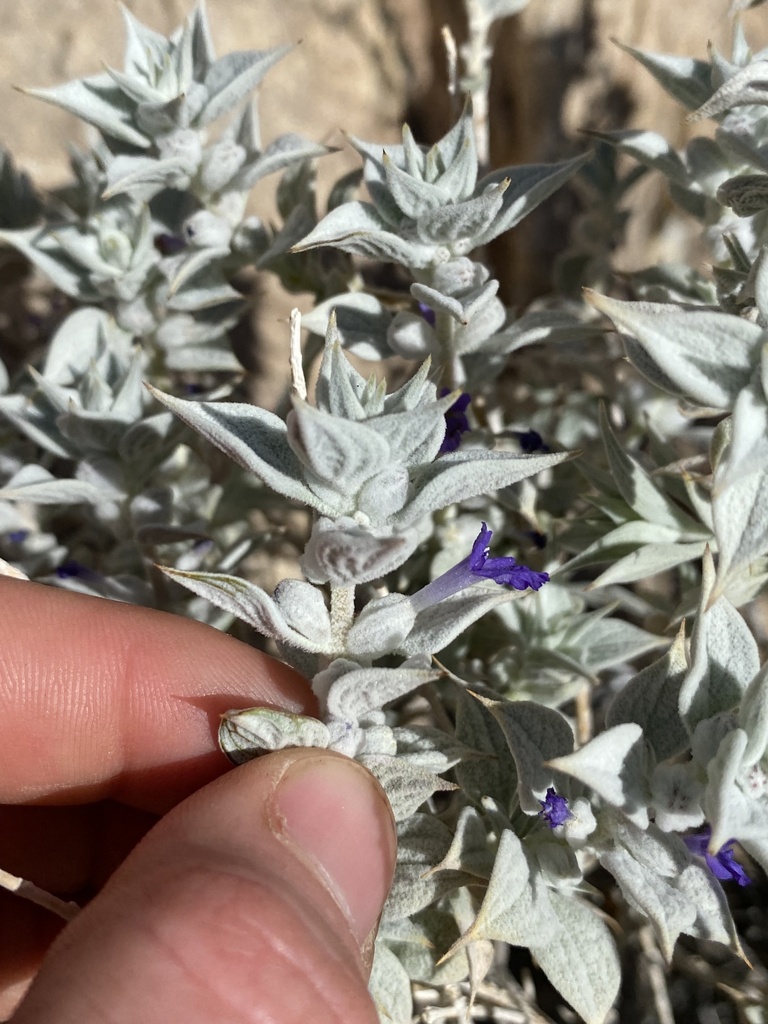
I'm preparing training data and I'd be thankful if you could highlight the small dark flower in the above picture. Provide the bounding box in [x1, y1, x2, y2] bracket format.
[526, 530, 547, 550]
[516, 429, 550, 454]
[539, 787, 571, 828]
[154, 232, 186, 256]
[6, 529, 29, 544]
[56, 560, 97, 581]
[417, 301, 436, 327]
[438, 388, 471, 454]
[683, 828, 750, 886]
[409, 522, 549, 613]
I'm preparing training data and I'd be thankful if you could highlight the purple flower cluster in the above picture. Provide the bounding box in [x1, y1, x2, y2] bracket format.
[683, 828, 750, 886]
[409, 522, 550, 613]
[539, 788, 571, 828]
[516, 429, 550, 454]
[438, 389, 472, 454]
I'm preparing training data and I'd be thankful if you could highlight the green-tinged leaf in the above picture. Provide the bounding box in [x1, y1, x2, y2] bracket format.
[385, 814, 466, 919]
[598, 405, 712, 533]
[477, 697, 574, 813]
[549, 723, 649, 827]
[460, 837, 559, 948]
[589, 541, 708, 588]
[739, 662, 768, 765]
[607, 626, 690, 761]
[360, 756, 456, 821]
[531, 893, 621, 1024]
[218, 708, 330, 764]
[679, 551, 760, 731]
[587, 292, 762, 409]
[454, 686, 518, 809]
[369, 943, 413, 1024]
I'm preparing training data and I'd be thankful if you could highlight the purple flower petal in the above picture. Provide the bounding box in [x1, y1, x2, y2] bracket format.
[540, 787, 571, 828]
[409, 521, 549, 613]
[438, 389, 472, 455]
[683, 827, 750, 886]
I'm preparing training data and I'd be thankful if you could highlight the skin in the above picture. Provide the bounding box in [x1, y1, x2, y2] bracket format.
[0, 577, 397, 1023]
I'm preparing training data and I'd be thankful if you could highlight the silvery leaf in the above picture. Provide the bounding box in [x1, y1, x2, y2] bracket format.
[286, 397, 389, 491]
[197, 45, 293, 126]
[599, 404, 706, 533]
[473, 153, 591, 247]
[587, 291, 762, 409]
[292, 201, 437, 268]
[325, 665, 438, 722]
[0, 471, 104, 506]
[599, 844, 694, 961]
[400, 587, 525, 657]
[146, 387, 329, 512]
[394, 449, 573, 528]
[738, 662, 768, 765]
[607, 626, 690, 761]
[0, 227, 99, 301]
[232, 133, 330, 190]
[302, 294, 392, 361]
[477, 696, 574, 813]
[218, 708, 330, 764]
[272, 579, 332, 648]
[549, 723, 649, 827]
[651, 762, 705, 831]
[530, 893, 621, 1024]
[360, 755, 456, 821]
[417, 179, 509, 245]
[614, 41, 714, 111]
[427, 805, 494, 879]
[679, 551, 760, 731]
[301, 517, 419, 586]
[461, 840, 559, 949]
[22, 75, 150, 147]
[157, 567, 333, 652]
[369, 943, 413, 1024]
[393, 725, 484, 774]
[454, 686, 518, 809]
[381, 910, 468, 986]
[345, 594, 416, 658]
[385, 813, 463, 919]
[687, 60, 768, 123]
[590, 540, 708, 588]
[588, 128, 690, 184]
[713, 373, 768, 581]
[705, 727, 751, 850]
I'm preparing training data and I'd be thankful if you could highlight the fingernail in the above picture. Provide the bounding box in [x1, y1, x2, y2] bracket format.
[271, 754, 397, 945]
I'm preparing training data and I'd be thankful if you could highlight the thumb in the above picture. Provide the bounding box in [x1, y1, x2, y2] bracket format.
[13, 750, 397, 1024]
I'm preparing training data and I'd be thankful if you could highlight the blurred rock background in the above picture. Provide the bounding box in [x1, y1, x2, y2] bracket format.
[1, 0, 766, 402]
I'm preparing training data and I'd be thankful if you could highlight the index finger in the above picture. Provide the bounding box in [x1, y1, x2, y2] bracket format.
[0, 578, 314, 812]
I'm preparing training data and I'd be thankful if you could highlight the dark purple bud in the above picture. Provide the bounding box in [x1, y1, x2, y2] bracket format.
[154, 233, 187, 256]
[516, 429, 550, 454]
[7, 530, 29, 544]
[56, 560, 98, 581]
[438, 388, 472, 455]
[539, 787, 571, 828]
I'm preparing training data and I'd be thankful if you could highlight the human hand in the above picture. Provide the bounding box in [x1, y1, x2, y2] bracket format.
[0, 577, 396, 1023]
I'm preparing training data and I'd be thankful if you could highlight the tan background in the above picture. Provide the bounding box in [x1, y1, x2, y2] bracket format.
[0, 0, 766, 398]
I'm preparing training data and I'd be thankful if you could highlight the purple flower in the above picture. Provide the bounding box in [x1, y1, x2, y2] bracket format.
[438, 389, 471, 454]
[516, 429, 550, 454]
[6, 529, 29, 544]
[683, 828, 750, 886]
[539, 788, 571, 828]
[56, 560, 99, 581]
[409, 522, 549, 613]
[417, 301, 436, 327]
